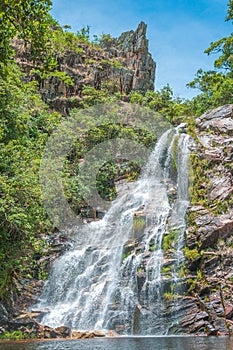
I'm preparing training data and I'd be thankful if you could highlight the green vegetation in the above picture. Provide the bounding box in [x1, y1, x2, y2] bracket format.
[187, 0, 233, 115]
[0, 62, 61, 299]
[183, 247, 200, 261]
[163, 230, 180, 252]
[129, 86, 192, 124]
[0, 0, 232, 307]
[122, 251, 132, 261]
[0, 0, 54, 67]
[0, 330, 36, 340]
[163, 291, 174, 301]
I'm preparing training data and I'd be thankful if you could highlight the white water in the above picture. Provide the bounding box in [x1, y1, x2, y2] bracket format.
[36, 127, 191, 335]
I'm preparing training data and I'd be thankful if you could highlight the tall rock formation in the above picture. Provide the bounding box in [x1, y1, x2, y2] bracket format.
[115, 21, 156, 93]
[14, 22, 156, 115]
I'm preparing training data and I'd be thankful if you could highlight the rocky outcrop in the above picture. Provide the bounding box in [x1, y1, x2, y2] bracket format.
[187, 105, 233, 248]
[14, 22, 156, 115]
[183, 104, 233, 335]
[0, 231, 73, 338]
[115, 21, 155, 93]
[0, 310, 110, 339]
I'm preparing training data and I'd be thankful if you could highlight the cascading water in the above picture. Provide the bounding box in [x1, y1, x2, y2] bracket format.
[35, 127, 191, 335]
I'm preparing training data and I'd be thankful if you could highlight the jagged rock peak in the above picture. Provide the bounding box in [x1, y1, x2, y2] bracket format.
[116, 21, 156, 93]
[117, 21, 148, 52]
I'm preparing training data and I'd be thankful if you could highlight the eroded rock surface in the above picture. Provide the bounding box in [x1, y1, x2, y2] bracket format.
[183, 104, 233, 335]
[14, 22, 156, 115]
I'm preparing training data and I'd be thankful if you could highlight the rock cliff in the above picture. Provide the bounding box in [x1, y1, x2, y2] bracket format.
[14, 22, 156, 115]
[182, 104, 233, 335]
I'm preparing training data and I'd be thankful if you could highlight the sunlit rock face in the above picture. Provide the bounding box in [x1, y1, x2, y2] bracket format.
[183, 104, 233, 335]
[115, 21, 156, 93]
[13, 22, 156, 115]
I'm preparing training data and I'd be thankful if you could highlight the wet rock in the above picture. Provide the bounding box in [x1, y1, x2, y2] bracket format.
[55, 326, 72, 338]
[0, 327, 6, 334]
[206, 323, 218, 336]
[214, 318, 228, 333]
[84, 332, 95, 339]
[71, 330, 95, 339]
[92, 330, 106, 337]
[72, 331, 83, 339]
[136, 271, 146, 292]
[0, 304, 9, 326]
[43, 325, 57, 339]
[107, 330, 120, 337]
[123, 240, 136, 256]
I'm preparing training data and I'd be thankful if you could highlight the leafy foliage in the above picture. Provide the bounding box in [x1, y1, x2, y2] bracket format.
[129, 85, 192, 124]
[0, 0, 53, 65]
[0, 63, 62, 298]
[188, 1, 233, 115]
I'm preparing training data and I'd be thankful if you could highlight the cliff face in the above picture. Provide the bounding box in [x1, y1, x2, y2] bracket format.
[182, 104, 233, 335]
[14, 22, 156, 115]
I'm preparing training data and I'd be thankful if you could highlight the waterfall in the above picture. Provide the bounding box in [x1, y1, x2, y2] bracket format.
[35, 127, 191, 335]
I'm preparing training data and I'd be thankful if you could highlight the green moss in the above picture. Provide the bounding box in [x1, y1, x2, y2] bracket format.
[122, 251, 132, 261]
[132, 216, 146, 238]
[183, 247, 200, 261]
[163, 291, 179, 301]
[161, 265, 172, 274]
[149, 245, 155, 252]
[163, 230, 179, 251]
[171, 134, 179, 174]
[163, 291, 173, 301]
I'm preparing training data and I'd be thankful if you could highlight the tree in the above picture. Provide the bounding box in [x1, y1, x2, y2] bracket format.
[0, 0, 53, 65]
[188, 1, 233, 115]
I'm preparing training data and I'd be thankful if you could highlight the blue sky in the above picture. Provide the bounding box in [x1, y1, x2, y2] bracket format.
[50, 0, 232, 99]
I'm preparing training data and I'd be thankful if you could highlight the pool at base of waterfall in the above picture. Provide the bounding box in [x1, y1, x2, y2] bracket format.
[0, 336, 232, 350]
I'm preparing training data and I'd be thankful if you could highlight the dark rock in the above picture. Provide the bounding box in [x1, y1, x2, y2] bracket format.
[0, 327, 6, 334]
[226, 306, 233, 320]
[43, 325, 56, 339]
[196, 311, 209, 321]
[0, 304, 9, 326]
[188, 257, 202, 271]
[7, 318, 38, 331]
[206, 323, 218, 336]
[190, 320, 207, 333]
[203, 257, 219, 273]
[136, 271, 146, 293]
[55, 326, 71, 338]
[199, 286, 210, 297]
[214, 318, 228, 333]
